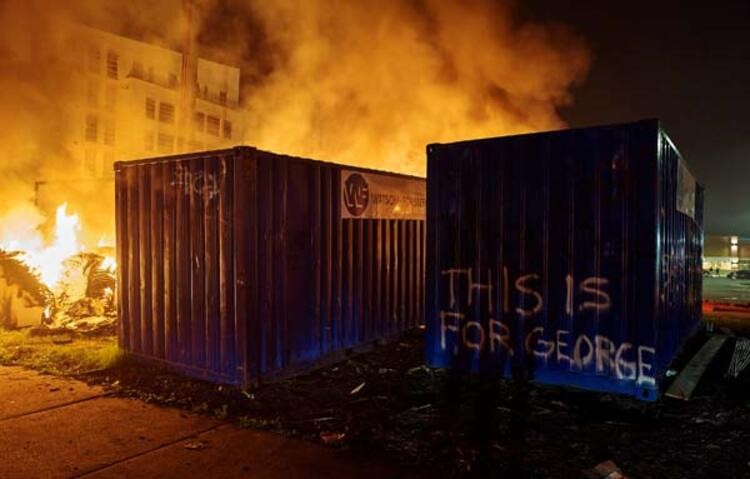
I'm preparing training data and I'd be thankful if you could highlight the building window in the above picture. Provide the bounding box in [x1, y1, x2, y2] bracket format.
[206, 115, 220, 136]
[157, 133, 174, 153]
[219, 91, 227, 105]
[87, 48, 100, 74]
[104, 119, 115, 146]
[103, 152, 114, 176]
[87, 79, 99, 107]
[105, 85, 116, 112]
[159, 102, 175, 124]
[145, 98, 155, 119]
[106, 51, 118, 79]
[194, 112, 205, 132]
[84, 150, 97, 176]
[223, 120, 232, 139]
[131, 61, 144, 79]
[85, 115, 98, 142]
[145, 132, 155, 151]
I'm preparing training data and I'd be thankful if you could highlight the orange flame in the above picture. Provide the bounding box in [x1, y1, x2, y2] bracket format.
[1, 203, 83, 289]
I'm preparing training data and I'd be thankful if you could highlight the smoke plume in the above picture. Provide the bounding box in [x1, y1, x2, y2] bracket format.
[0, 0, 589, 245]
[197, 0, 590, 174]
[0, 0, 76, 243]
[0, 0, 185, 245]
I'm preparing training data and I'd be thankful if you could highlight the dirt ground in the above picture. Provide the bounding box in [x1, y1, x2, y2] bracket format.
[73, 329, 750, 478]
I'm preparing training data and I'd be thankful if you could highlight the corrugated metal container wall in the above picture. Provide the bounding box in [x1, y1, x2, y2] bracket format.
[425, 120, 703, 401]
[115, 146, 425, 385]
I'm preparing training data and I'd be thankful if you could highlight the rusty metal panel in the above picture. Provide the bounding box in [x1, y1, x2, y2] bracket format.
[115, 147, 425, 385]
[425, 120, 704, 401]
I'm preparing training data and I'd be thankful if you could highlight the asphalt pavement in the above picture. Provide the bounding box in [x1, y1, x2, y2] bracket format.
[703, 277, 750, 304]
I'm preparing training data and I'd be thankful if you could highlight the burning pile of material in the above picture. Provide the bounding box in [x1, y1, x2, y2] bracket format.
[0, 0, 591, 333]
[0, 251, 51, 329]
[0, 204, 116, 334]
[51, 252, 116, 332]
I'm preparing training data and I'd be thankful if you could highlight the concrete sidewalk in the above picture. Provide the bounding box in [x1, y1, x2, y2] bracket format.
[0, 366, 411, 478]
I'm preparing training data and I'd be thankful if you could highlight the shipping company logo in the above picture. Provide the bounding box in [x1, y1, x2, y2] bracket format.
[343, 173, 369, 216]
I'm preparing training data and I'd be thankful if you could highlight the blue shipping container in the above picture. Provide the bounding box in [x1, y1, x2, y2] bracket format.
[425, 120, 703, 401]
[115, 147, 425, 385]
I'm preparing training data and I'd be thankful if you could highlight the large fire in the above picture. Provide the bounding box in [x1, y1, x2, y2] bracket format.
[6, 203, 81, 288]
[0, 1, 589, 331]
[0, 203, 116, 331]
[0, 203, 114, 291]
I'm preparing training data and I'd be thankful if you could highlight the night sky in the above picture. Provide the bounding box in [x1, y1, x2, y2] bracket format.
[523, 0, 750, 236]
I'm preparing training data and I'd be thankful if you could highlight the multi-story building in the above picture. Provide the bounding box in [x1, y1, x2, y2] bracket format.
[704, 235, 750, 273]
[64, 24, 242, 178]
[31, 24, 243, 246]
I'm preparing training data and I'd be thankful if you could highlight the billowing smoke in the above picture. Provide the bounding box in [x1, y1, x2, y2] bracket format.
[0, 0, 589, 246]
[0, 0, 185, 245]
[0, 0, 73, 242]
[197, 0, 590, 175]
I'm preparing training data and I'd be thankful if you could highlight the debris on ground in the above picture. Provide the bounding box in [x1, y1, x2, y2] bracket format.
[81, 329, 750, 478]
[727, 338, 750, 378]
[582, 460, 627, 479]
[73, 333, 750, 478]
[49, 253, 116, 333]
[0, 250, 50, 329]
[51, 334, 73, 345]
[183, 440, 210, 451]
[320, 432, 346, 446]
[0, 250, 116, 335]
